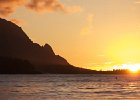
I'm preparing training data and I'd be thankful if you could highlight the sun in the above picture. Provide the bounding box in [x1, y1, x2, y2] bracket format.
[129, 67, 139, 73]
[122, 64, 140, 73]
[113, 64, 140, 73]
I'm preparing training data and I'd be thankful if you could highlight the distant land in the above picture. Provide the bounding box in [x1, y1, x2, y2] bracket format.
[0, 18, 136, 74]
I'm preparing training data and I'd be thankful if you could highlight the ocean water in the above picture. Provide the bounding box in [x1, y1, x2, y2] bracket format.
[0, 74, 140, 100]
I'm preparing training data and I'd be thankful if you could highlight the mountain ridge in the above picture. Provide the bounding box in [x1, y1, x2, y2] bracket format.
[0, 18, 94, 74]
[0, 18, 68, 65]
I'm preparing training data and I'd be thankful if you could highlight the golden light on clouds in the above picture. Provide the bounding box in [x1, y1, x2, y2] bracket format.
[27, 0, 81, 13]
[0, 0, 81, 18]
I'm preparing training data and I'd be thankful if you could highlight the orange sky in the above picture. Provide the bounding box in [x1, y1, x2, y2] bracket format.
[1, 0, 140, 70]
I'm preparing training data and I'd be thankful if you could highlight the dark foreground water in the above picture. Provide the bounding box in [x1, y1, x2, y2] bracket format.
[0, 74, 140, 100]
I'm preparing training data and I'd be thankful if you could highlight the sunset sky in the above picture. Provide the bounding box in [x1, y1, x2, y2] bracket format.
[1, 0, 140, 70]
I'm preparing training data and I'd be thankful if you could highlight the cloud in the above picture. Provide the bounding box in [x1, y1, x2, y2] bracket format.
[81, 13, 94, 36]
[0, 0, 81, 18]
[26, 0, 81, 13]
[0, 0, 25, 17]
[10, 18, 25, 26]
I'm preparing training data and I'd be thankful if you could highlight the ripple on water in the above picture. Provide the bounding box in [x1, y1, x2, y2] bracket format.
[0, 74, 140, 100]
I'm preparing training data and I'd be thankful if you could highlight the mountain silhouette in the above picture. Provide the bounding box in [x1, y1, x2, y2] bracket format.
[0, 18, 94, 74]
[0, 18, 68, 65]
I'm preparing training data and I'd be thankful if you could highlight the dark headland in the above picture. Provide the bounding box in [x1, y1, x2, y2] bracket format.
[0, 18, 133, 74]
[0, 18, 93, 74]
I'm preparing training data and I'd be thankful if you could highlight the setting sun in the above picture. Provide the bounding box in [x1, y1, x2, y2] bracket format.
[114, 64, 140, 73]
[123, 64, 140, 72]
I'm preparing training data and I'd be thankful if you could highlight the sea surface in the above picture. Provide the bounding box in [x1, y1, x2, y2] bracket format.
[0, 74, 140, 100]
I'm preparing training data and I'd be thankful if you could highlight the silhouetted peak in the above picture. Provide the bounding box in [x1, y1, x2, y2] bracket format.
[44, 43, 51, 48]
[0, 18, 71, 73]
[43, 43, 55, 55]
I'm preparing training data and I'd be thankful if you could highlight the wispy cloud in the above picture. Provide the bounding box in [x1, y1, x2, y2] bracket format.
[0, 0, 81, 18]
[26, 0, 81, 13]
[81, 13, 94, 36]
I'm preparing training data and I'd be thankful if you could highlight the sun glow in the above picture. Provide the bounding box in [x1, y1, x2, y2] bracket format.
[114, 64, 140, 73]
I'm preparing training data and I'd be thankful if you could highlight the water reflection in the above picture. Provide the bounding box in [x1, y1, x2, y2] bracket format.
[0, 74, 140, 100]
